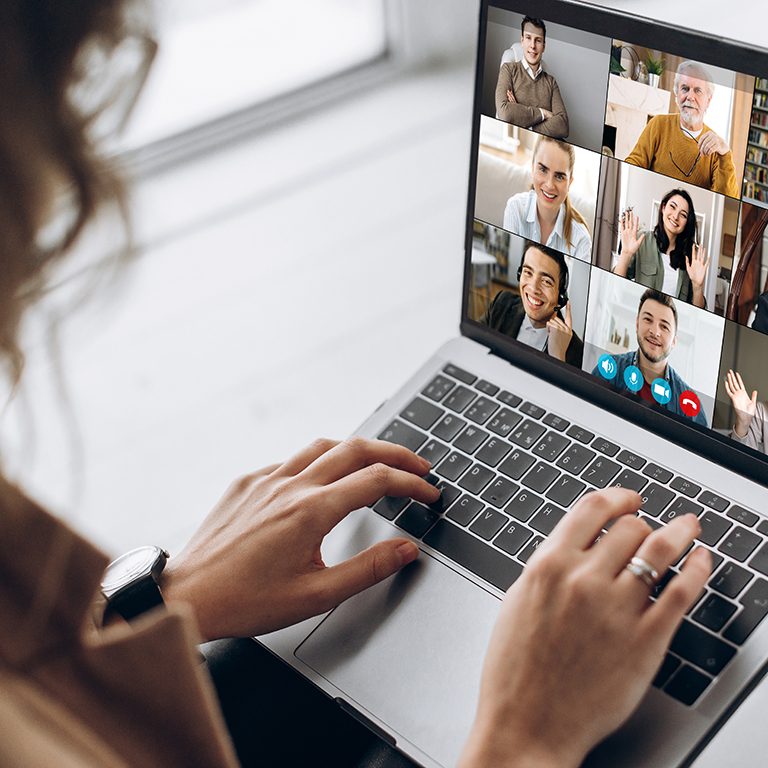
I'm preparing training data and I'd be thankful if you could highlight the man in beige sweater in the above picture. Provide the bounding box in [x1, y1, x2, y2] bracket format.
[494, 16, 569, 138]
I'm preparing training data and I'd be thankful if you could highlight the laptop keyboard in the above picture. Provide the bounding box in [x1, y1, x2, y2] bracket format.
[374, 362, 768, 707]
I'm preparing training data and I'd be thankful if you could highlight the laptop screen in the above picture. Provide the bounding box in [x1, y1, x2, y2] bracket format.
[465, 0, 768, 477]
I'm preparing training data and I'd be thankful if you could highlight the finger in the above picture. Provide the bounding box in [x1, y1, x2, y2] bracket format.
[565, 300, 572, 328]
[275, 438, 340, 477]
[752, 390, 759, 406]
[547, 487, 641, 551]
[304, 436, 431, 485]
[590, 513, 653, 575]
[736, 371, 746, 391]
[618, 513, 701, 605]
[310, 538, 420, 612]
[643, 546, 711, 639]
[318, 462, 441, 530]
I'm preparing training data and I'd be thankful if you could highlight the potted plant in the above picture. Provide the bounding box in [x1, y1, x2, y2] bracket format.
[644, 51, 666, 87]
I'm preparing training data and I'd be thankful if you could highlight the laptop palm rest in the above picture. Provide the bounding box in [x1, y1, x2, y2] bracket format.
[296, 546, 501, 767]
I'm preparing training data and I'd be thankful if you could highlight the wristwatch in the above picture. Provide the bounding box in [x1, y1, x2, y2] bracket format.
[101, 545, 170, 621]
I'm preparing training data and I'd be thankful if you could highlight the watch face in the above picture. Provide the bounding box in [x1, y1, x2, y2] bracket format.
[102, 546, 159, 591]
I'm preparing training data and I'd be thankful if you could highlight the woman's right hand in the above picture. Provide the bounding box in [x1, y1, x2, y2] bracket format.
[613, 211, 646, 278]
[619, 211, 646, 258]
[725, 369, 757, 438]
[458, 488, 709, 768]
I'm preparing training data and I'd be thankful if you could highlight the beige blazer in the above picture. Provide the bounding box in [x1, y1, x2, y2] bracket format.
[0, 479, 239, 767]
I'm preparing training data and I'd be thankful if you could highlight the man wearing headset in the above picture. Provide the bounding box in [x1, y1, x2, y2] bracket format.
[479, 240, 582, 367]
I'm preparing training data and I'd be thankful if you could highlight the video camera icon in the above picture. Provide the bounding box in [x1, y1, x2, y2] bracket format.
[651, 378, 671, 405]
[597, 354, 617, 380]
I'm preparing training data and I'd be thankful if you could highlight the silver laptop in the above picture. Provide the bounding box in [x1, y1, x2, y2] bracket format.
[261, 1, 768, 765]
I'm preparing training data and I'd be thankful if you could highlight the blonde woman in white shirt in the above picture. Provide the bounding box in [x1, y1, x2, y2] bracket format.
[503, 134, 592, 262]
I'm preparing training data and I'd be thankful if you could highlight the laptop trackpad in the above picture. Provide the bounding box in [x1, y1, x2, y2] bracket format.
[295, 551, 502, 767]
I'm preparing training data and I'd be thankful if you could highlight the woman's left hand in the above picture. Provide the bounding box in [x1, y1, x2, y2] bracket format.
[160, 437, 440, 641]
[686, 244, 709, 289]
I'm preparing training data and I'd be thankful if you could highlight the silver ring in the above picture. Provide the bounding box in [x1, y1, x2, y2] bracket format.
[626, 556, 659, 588]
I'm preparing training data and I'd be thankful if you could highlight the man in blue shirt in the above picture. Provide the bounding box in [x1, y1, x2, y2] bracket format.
[592, 289, 709, 427]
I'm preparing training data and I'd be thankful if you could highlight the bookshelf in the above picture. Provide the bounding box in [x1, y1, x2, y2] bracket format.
[744, 77, 768, 207]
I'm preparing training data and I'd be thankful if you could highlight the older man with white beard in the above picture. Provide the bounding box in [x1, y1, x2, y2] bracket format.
[625, 61, 739, 198]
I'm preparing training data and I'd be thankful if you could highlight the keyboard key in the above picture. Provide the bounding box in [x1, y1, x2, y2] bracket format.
[454, 425, 489, 454]
[671, 477, 702, 498]
[758, 520, 768, 536]
[423, 520, 523, 591]
[640, 515, 663, 531]
[470, 508, 509, 541]
[498, 390, 522, 407]
[546, 475, 586, 507]
[533, 432, 570, 462]
[373, 496, 410, 520]
[727, 505, 759, 527]
[422, 375, 455, 402]
[556, 444, 596, 475]
[693, 594, 738, 632]
[443, 364, 476, 385]
[509, 420, 547, 449]
[617, 450, 647, 470]
[378, 420, 426, 452]
[698, 491, 729, 513]
[519, 402, 546, 419]
[458, 464, 494, 495]
[697, 512, 732, 547]
[684, 547, 723, 574]
[651, 569, 676, 599]
[640, 483, 675, 517]
[396, 503, 439, 538]
[580, 457, 621, 488]
[432, 414, 466, 442]
[591, 437, 620, 457]
[481, 477, 520, 509]
[493, 521, 533, 556]
[487, 408, 522, 438]
[418, 439, 450, 467]
[566, 424, 595, 444]
[499, 450, 536, 481]
[718, 526, 762, 562]
[429, 479, 460, 513]
[749, 542, 768, 577]
[664, 665, 712, 706]
[669, 619, 736, 676]
[447, 495, 484, 526]
[710, 562, 752, 598]
[465, 397, 498, 425]
[530, 503, 567, 536]
[444, 386, 476, 413]
[611, 469, 647, 493]
[652, 654, 681, 688]
[475, 380, 499, 396]
[522, 462, 561, 494]
[723, 578, 768, 645]
[476, 437, 512, 467]
[543, 413, 570, 432]
[643, 463, 674, 484]
[507, 490, 543, 522]
[660, 497, 703, 525]
[518, 535, 545, 563]
[436, 452, 472, 482]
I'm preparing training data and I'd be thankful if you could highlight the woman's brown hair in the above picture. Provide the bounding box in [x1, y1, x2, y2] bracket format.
[0, 0, 141, 391]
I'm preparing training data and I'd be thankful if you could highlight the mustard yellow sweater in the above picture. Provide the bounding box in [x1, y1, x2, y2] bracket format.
[624, 114, 739, 198]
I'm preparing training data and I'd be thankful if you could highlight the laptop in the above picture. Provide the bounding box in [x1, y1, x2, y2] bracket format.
[260, 1, 768, 765]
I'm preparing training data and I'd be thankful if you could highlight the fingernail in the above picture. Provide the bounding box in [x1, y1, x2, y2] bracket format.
[419, 457, 432, 471]
[396, 541, 419, 566]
